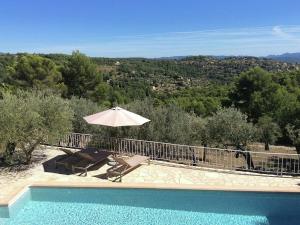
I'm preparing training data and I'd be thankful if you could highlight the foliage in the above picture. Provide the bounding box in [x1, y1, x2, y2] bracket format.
[106, 56, 297, 86]
[231, 67, 277, 120]
[62, 51, 103, 98]
[0, 52, 300, 147]
[0, 90, 73, 164]
[231, 67, 300, 146]
[206, 107, 256, 148]
[286, 122, 300, 152]
[5, 54, 66, 93]
[231, 67, 300, 122]
[119, 99, 201, 145]
[68, 97, 106, 134]
[256, 116, 281, 150]
[204, 107, 257, 169]
[0, 54, 14, 84]
[159, 84, 230, 116]
[190, 117, 210, 146]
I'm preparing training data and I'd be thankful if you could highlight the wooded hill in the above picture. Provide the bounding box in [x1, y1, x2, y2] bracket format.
[91, 55, 299, 92]
[0, 51, 300, 153]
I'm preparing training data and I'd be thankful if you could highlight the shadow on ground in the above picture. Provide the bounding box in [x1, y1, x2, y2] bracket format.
[42, 153, 109, 176]
[93, 172, 108, 180]
[0, 150, 47, 173]
[42, 155, 73, 175]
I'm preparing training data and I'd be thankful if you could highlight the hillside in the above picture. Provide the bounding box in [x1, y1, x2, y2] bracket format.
[93, 55, 299, 92]
[267, 53, 300, 63]
[1, 53, 299, 95]
[1, 52, 300, 130]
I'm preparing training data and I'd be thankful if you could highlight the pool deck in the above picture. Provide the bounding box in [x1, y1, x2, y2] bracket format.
[1, 147, 300, 205]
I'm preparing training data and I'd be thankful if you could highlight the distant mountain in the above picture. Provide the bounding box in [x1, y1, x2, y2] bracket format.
[154, 56, 189, 60]
[267, 53, 300, 63]
[154, 54, 300, 63]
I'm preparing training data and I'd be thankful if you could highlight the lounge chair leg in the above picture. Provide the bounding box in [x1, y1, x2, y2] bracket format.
[118, 172, 123, 182]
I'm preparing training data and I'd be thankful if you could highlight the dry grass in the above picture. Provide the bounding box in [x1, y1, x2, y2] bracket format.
[249, 143, 297, 154]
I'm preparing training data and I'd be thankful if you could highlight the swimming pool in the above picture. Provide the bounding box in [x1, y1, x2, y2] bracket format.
[0, 186, 299, 225]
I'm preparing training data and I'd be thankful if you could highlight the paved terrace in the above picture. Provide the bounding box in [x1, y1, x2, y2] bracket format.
[1, 146, 300, 204]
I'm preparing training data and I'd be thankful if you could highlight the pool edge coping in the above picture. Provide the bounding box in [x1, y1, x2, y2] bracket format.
[31, 182, 300, 193]
[0, 185, 29, 207]
[1, 181, 300, 207]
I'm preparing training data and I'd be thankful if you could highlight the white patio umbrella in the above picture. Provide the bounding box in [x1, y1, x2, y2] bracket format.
[83, 107, 150, 162]
[83, 106, 150, 127]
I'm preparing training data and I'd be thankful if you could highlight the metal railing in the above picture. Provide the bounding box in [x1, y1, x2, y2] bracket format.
[57, 133, 300, 176]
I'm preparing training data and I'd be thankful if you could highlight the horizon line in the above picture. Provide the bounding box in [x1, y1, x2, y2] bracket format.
[0, 51, 299, 59]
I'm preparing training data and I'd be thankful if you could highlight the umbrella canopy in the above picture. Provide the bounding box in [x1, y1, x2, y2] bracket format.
[83, 106, 150, 127]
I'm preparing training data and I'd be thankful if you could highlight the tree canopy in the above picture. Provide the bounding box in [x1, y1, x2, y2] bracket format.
[0, 90, 73, 164]
[257, 115, 281, 150]
[6, 54, 66, 93]
[62, 51, 103, 98]
[206, 107, 256, 148]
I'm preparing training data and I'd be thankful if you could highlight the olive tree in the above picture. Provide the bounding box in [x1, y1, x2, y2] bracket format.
[257, 115, 281, 150]
[206, 107, 256, 168]
[192, 117, 211, 161]
[207, 107, 256, 147]
[123, 99, 198, 145]
[0, 90, 73, 164]
[69, 96, 105, 134]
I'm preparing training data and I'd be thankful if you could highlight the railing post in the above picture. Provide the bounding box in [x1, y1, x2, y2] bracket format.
[281, 157, 284, 176]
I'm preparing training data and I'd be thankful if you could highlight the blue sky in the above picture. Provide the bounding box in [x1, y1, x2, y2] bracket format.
[1, 0, 300, 57]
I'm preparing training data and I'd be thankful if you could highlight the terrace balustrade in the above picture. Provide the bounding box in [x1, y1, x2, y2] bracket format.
[56, 133, 300, 176]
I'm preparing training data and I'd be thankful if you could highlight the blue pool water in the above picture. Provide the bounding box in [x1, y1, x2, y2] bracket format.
[0, 187, 300, 225]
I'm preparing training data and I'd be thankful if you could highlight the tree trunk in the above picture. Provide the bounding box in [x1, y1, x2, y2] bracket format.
[24, 152, 32, 165]
[264, 142, 270, 151]
[203, 143, 207, 162]
[21, 141, 40, 165]
[189, 147, 196, 166]
[237, 145, 255, 170]
[244, 151, 255, 169]
[5, 142, 16, 158]
[3, 142, 16, 164]
[296, 145, 300, 155]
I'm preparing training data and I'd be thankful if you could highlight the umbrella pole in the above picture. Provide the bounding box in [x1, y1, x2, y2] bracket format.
[112, 127, 120, 155]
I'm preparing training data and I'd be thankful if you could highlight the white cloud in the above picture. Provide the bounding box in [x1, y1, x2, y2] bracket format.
[272, 25, 300, 42]
[2, 25, 300, 57]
